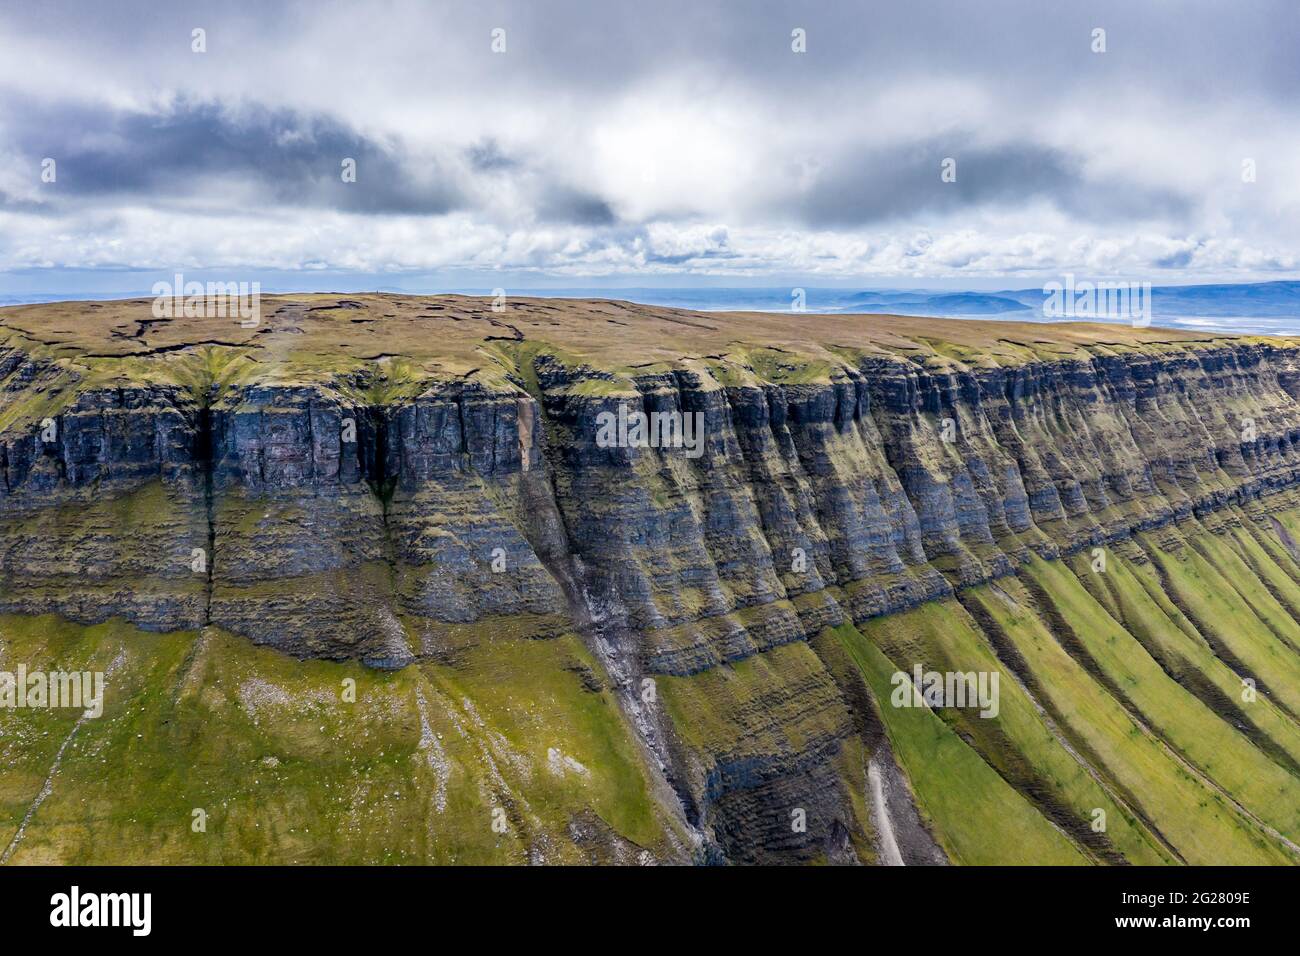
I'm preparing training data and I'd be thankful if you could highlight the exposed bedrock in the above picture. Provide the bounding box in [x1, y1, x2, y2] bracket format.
[6, 337, 1300, 861]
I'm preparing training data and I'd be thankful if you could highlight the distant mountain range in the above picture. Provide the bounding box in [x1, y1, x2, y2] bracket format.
[567, 280, 1300, 335]
[4, 280, 1300, 334]
[840, 281, 1300, 320]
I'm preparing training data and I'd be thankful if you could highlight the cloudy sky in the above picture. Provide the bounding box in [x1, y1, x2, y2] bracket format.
[1, 0, 1298, 294]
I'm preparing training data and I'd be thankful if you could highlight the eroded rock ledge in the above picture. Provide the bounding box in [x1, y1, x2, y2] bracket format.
[5, 295, 1300, 862]
[4, 332, 1299, 665]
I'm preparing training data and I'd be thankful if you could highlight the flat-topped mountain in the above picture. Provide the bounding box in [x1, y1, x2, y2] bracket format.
[3, 295, 1300, 865]
[0, 290, 1242, 371]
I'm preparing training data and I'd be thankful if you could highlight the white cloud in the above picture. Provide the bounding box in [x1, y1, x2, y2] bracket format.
[1, 0, 1299, 283]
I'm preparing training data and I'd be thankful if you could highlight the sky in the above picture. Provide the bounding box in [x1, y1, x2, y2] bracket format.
[1, 0, 1299, 294]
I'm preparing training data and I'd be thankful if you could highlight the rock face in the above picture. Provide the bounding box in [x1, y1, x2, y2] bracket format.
[5, 295, 1300, 863]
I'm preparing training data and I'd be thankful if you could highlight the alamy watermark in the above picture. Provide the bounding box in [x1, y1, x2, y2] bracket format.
[0, 666, 104, 718]
[1042, 274, 1152, 327]
[151, 272, 261, 328]
[890, 665, 1000, 718]
[595, 403, 706, 459]
[50, 886, 150, 936]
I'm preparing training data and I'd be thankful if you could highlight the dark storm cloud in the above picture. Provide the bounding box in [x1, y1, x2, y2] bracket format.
[796, 142, 1074, 226]
[792, 139, 1194, 228]
[3, 95, 623, 226]
[4, 0, 1297, 227]
[465, 140, 520, 172]
[8, 100, 461, 214]
[0, 192, 49, 214]
[11, 0, 1300, 108]
[536, 186, 617, 226]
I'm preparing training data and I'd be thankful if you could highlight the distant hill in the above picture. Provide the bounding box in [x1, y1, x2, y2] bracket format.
[4, 279, 1299, 333]
[846, 291, 1032, 315]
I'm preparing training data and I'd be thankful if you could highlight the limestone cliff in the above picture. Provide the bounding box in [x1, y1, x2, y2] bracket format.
[3, 295, 1300, 864]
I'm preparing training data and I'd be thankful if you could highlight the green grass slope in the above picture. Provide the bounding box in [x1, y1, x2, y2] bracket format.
[1141, 531, 1300, 718]
[1069, 545, 1300, 775]
[969, 577, 1293, 864]
[1025, 556, 1300, 844]
[826, 620, 1086, 865]
[0, 615, 684, 864]
[854, 602, 1171, 864]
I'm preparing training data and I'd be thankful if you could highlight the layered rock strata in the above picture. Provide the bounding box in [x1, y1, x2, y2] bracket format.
[5, 295, 1300, 862]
